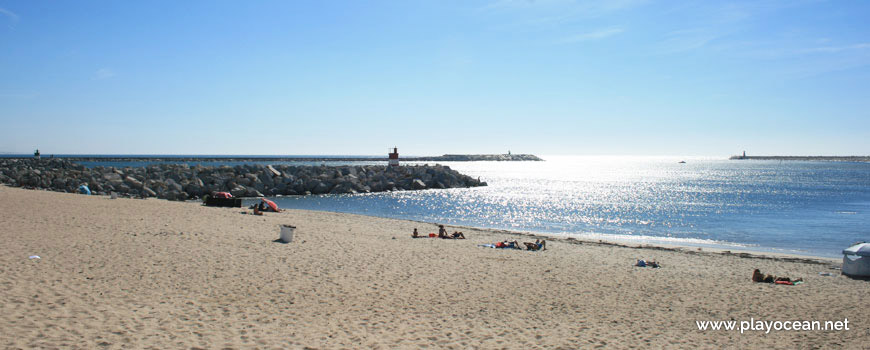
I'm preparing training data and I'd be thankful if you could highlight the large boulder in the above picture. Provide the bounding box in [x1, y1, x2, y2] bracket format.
[245, 187, 263, 197]
[312, 182, 330, 194]
[142, 186, 157, 197]
[125, 176, 143, 189]
[411, 179, 427, 190]
[165, 178, 183, 192]
[230, 185, 247, 198]
[103, 173, 123, 186]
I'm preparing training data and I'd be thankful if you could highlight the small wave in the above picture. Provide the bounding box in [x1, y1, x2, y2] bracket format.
[549, 231, 752, 249]
[835, 211, 858, 215]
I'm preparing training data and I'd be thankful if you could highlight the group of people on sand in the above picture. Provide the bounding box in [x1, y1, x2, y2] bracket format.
[412, 225, 547, 251]
[477, 239, 546, 251]
[635, 259, 660, 268]
[412, 225, 466, 239]
[752, 269, 803, 285]
[496, 239, 546, 251]
[250, 200, 281, 216]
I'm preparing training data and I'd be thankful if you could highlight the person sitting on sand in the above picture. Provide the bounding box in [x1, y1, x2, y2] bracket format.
[452, 231, 466, 239]
[752, 269, 771, 283]
[438, 225, 449, 239]
[524, 239, 546, 251]
[412, 228, 421, 238]
[253, 205, 263, 216]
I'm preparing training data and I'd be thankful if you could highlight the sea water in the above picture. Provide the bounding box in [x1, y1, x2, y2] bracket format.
[53, 155, 870, 258]
[267, 156, 869, 258]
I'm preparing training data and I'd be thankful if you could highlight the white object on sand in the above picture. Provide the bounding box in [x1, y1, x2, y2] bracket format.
[279, 225, 296, 243]
[841, 243, 870, 277]
[29, 255, 40, 259]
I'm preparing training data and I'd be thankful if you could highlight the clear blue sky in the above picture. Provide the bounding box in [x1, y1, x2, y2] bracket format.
[1, 0, 868, 156]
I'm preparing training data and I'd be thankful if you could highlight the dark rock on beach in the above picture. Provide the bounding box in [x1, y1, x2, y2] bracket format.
[0, 158, 487, 201]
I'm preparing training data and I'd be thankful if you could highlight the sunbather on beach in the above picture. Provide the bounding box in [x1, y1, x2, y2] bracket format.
[412, 228, 421, 238]
[495, 240, 520, 249]
[452, 231, 465, 239]
[524, 239, 546, 251]
[438, 225, 449, 239]
[775, 276, 803, 283]
[752, 269, 772, 283]
[752, 269, 801, 283]
[635, 259, 660, 268]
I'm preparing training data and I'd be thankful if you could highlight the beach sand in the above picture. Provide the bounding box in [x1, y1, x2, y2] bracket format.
[1, 185, 868, 349]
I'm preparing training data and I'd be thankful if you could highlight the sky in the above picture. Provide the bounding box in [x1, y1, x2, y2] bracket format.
[1, 0, 869, 156]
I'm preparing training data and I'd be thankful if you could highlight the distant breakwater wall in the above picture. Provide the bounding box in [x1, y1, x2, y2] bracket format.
[729, 155, 870, 162]
[5, 154, 543, 163]
[0, 159, 487, 201]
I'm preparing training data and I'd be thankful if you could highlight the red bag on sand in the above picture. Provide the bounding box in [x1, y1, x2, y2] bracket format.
[496, 242, 505, 248]
[429, 233, 436, 237]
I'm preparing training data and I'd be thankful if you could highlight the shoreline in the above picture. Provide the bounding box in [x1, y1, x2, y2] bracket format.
[289, 208, 842, 265]
[1, 185, 866, 349]
[13, 183, 845, 263]
[234, 195, 843, 263]
[3, 183, 846, 264]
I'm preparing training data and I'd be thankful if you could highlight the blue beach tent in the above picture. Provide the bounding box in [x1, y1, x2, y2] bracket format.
[78, 184, 91, 195]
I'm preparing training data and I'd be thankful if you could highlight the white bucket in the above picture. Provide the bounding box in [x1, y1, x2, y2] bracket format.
[279, 225, 296, 243]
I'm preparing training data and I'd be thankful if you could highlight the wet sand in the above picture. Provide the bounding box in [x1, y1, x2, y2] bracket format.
[1, 186, 868, 349]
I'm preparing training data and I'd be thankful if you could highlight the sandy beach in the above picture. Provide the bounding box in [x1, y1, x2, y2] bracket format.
[1, 185, 868, 349]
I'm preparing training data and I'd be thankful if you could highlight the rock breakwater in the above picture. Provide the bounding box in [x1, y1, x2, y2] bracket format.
[0, 159, 486, 201]
[17, 153, 543, 163]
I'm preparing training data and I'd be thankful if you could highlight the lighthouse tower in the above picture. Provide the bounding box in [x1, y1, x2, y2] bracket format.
[388, 147, 399, 166]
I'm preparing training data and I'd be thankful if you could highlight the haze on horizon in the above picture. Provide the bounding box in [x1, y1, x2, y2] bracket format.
[1, 1, 869, 157]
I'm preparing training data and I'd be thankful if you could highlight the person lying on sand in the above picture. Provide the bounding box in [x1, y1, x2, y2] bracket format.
[524, 239, 546, 251]
[495, 240, 520, 249]
[752, 269, 802, 284]
[775, 277, 803, 283]
[635, 259, 660, 268]
[452, 231, 466, 239]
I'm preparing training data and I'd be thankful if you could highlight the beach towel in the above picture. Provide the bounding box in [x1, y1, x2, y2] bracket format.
[479, 244, 497, 248]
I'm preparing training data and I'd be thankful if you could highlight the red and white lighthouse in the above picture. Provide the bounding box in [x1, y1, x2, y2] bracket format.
[388, 147, 399, 166]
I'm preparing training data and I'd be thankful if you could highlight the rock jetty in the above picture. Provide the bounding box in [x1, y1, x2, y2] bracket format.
[729, 155, 870, 162]
[411, 154, 543, 162]
[0, 159, 486, 201]
[27, 154, 543, 163]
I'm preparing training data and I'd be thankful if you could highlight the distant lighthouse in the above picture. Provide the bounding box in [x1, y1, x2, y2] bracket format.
[388, 147, 399, 166]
